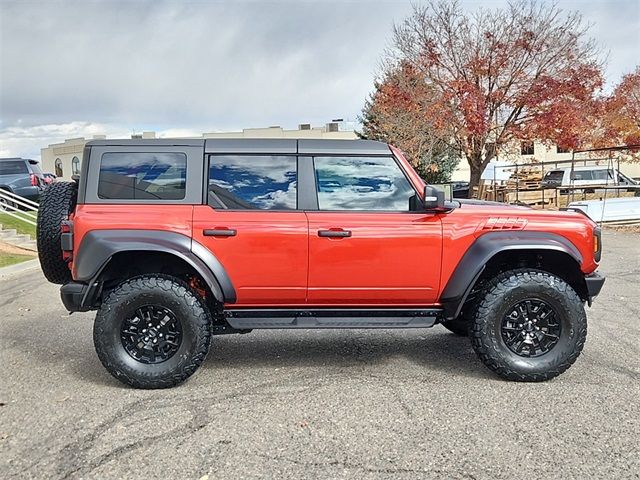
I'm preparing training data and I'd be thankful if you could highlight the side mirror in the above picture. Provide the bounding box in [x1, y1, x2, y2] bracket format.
[423, 185, 445, 211]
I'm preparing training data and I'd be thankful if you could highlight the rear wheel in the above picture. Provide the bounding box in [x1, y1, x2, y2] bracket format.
[470, 269, 587, 382]
[93, 275, 212, 389]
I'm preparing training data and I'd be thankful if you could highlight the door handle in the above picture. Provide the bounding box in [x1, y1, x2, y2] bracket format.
[318, 229, 352, 238]
[203, 228, 237, 237]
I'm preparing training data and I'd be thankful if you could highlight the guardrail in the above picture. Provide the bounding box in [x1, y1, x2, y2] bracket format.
[0, 189, 39, 227]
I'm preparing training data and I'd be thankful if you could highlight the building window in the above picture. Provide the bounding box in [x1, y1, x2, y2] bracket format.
[557, 145, 571, 153]
[72, 156, 80, 175]
[54, 158, 63, 177]
[520, 142, 534, 155]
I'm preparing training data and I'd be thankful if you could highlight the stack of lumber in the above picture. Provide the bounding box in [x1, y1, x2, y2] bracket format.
[505, 166, 543, 190]
[506, 189, 557, 206]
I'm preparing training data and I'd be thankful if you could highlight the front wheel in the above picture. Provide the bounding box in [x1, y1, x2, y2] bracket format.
[470, 269, 587, 382]
[94, 275, 212, 389]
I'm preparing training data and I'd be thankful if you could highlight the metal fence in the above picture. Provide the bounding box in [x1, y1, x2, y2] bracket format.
[0, 190, 39, 226]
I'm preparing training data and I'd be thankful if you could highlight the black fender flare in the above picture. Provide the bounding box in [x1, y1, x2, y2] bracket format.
[74, 229, 236, 303]
[440, 231, 583, 320]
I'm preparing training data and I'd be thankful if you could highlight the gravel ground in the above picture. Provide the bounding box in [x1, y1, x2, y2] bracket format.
[1, 231, 639, 479]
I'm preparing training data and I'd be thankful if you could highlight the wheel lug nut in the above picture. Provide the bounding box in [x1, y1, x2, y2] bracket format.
[142, 329, 147, 333]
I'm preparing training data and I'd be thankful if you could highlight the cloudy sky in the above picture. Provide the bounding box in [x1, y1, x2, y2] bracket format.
[1, 0, 639, 160]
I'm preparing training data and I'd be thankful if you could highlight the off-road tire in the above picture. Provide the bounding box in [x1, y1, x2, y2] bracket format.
[470, 269, 587, 382]
[37, 182, 77, 284]
[94, 275, 212, 389]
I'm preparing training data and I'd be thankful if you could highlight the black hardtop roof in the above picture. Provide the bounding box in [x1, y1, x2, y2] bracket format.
[85, 138, 391, 155]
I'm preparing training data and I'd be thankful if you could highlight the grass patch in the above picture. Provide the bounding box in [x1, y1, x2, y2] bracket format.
[0, 252, 34, 268]
[0, 213, 37, 237]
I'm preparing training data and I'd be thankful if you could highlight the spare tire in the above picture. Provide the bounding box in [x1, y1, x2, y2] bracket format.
[37, 182, 78, 284]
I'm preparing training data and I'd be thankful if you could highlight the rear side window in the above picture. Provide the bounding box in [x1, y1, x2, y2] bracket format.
[0, 161, 28, 175]
[98, 152, 187, 200]
[571, 170, 593, 181]
[591, 169, 612, 181]
[208, 155, 297, 210]
[313, 156, 416, 211]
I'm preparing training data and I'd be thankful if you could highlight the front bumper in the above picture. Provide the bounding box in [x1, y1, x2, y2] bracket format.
[585, 272, 605, 304]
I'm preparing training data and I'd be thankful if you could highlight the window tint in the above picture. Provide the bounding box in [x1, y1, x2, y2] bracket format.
[544, 171, 564, 182]
[98, 152, 186, 200]
[571, 170, 593, 181]
[208, 156, 297, 210]
[591, 169, 612, 181]
[0, 161, 28, 175]
[314, 156, 416, 211]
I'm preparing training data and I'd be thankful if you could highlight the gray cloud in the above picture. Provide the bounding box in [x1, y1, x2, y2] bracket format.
[0, 0, 638, 159]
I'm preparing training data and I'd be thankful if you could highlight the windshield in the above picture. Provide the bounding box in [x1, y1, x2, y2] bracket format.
[544, 171, 564, 182]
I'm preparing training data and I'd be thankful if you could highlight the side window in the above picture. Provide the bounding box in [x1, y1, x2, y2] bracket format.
[314, 156, 416, 211]
[98, 152, 186, 200]
[571, 170, 593, 181]
[208, 155, 297, 210]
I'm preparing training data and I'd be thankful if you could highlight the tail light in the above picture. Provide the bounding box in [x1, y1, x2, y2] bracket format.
[61, 221, 74, 261]
[30, 174, 38, 186]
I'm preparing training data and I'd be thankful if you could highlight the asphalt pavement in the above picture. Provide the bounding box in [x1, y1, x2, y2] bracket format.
[1, 231, 639, 479]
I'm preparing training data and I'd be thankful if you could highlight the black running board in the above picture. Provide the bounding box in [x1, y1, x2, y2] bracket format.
[224, 308, 442, 329]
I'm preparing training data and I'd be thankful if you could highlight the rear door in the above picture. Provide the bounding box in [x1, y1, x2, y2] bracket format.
[305, 154, 442, 305]
[192, 148, 308, 306]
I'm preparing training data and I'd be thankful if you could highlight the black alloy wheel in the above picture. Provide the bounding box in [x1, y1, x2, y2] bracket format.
[501, 299, 561, 358]
[120, 305, 183, 364]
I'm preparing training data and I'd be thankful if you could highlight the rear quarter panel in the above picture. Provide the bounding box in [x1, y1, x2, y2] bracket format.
[71, 204, 193, 279]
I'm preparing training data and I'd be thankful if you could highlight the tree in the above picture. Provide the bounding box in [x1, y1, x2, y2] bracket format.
[602, 66, 640, 148]
[383, 0, 603, 194]
[360, 63, 460, 183]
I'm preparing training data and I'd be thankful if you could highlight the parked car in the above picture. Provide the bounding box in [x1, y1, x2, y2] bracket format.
[0, 157, 46, 208]
[42, 173, 57, 185]
[542, 165, 638, 193]
[36, 138, 604, 388]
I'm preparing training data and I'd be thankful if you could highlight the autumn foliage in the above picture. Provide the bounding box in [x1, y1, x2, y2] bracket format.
[363, 1, 607, 193]
[601, 67, 640, 148]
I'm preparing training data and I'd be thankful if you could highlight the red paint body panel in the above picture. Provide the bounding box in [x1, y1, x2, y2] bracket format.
[192, 207, 308, 305]
[71, 204, 193, 278]
[306, 212, 442, 304]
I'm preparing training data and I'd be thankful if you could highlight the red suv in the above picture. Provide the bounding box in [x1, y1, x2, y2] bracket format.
[36, 139, 604, 388]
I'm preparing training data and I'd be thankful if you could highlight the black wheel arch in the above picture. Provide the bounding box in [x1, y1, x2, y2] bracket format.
[74, 229, 236, 306]
[441, 231, 586, 320]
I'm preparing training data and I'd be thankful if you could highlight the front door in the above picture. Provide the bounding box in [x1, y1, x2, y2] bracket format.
[306, 155, 442, 305]
[193, 154, 308, 306]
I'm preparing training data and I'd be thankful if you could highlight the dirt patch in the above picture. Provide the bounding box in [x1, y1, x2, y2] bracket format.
[0, 241, 37, 256]
[602, 224, 640, 234]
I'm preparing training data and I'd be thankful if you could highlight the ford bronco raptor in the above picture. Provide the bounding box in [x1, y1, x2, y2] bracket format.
[37, 138, 605, 388]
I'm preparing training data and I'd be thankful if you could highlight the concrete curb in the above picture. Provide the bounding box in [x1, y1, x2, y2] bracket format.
[0, 259, 41, 277]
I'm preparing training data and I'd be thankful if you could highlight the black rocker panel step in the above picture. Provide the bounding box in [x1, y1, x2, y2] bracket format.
[224, 309, 441, 329]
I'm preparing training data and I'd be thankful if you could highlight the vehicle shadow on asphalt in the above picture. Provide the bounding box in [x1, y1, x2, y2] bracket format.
[4, 326, 493, 388]
[204, 329, 493, 380]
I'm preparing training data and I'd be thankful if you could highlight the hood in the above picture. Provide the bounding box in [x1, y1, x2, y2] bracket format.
[455, 198, 532, 210]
